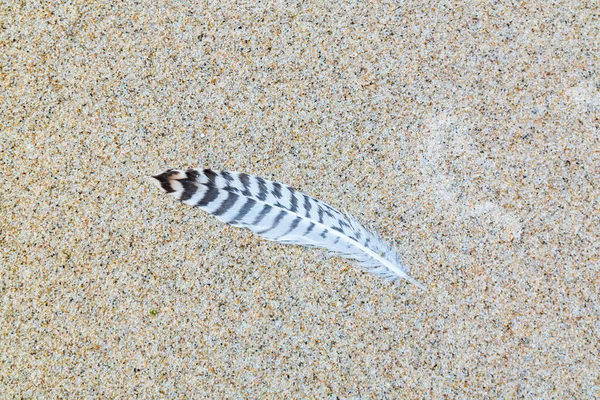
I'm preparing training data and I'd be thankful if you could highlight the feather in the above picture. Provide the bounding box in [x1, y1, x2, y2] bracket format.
[150, 168, 425, 290]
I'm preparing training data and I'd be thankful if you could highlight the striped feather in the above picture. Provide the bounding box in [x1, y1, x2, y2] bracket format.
[151, 168, 425, 290]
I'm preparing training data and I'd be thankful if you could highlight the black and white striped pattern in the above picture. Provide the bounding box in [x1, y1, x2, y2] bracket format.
[151, 168, 424, 289]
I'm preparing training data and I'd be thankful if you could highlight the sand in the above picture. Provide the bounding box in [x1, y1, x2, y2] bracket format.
[1, 0, 598, 397]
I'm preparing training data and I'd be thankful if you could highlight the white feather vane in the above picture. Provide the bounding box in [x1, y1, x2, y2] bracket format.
[151, 168, 425, 290]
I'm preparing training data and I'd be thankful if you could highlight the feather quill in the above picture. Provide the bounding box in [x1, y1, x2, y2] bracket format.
[150, 168, 425, 290]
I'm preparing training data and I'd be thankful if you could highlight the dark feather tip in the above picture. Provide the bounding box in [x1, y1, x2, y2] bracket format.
[150, 169, 178, 193]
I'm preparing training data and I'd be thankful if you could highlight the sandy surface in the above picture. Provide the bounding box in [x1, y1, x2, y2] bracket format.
[1, 0, 598, 397]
